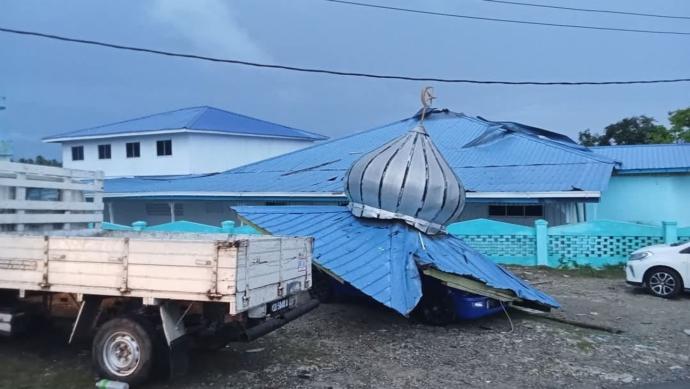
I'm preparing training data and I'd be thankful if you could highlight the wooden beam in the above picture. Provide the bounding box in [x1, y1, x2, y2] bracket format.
[422, 268, 521, 303]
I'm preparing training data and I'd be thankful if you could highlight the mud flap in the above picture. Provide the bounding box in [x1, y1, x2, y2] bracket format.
[69, 295, 103, 344]
[166, 337, 190, 379]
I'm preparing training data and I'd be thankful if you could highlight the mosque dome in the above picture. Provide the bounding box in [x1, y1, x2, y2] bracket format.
[344, 121, 466, 235]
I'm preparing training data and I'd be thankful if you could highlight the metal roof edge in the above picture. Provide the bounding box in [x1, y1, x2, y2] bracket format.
[42, 106, 208, 141]
[215, 115, 420, 175]
[102, 190, 600, 200]
[43, 128, 326, 143]
[198, 106, 329, 141]
[614, 168, 690, 175]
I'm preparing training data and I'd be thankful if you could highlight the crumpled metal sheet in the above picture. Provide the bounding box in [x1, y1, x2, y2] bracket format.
[234, 206, 559, 315]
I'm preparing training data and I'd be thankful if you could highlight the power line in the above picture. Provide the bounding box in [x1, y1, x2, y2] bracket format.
[481, 0, 690, 21]
[321, 0, 690, 36]
[1, 26, 689, 86]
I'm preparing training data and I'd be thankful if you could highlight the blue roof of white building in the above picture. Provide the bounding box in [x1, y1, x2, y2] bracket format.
[104, 109, 616, 198]
[43, 106, 328, 142]
[235, 206, 559, 314]
[592, 144, 690, 173]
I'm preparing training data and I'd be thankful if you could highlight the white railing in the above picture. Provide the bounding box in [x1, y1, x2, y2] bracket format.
[0, 161, 104, 232]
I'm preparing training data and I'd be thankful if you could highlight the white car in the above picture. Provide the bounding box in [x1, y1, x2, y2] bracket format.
[626, 240, 690, 298]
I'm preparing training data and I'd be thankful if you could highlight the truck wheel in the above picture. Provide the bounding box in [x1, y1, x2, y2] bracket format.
[92, 317, 155, 385]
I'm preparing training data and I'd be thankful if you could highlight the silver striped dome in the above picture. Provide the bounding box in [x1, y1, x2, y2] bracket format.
[345, 124, 465, 235]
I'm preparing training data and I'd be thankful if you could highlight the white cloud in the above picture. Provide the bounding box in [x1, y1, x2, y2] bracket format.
[147, 0, 269, 62]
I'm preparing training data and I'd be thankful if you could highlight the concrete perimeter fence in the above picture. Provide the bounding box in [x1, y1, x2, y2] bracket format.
[448, 219, 690, 268]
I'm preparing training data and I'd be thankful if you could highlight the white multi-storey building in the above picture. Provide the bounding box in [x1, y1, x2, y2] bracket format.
[43, 106, 327, 178]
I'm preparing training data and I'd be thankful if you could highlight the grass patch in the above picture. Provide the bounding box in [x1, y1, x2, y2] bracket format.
[508, 264, 625, 279]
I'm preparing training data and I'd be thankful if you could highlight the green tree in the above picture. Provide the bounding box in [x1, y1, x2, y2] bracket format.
[669, 107, 690, 142]
[14, 155, 62, 167]
[578, 115, 673, 146]
[578, 129, 599, 147]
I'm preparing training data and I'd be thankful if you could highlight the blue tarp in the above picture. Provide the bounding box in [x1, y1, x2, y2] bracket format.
[235, 206, 559, 315]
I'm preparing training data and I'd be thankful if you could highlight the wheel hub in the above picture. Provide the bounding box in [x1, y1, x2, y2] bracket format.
[649, 272, 676, 296]
[103, 331, 141, 377]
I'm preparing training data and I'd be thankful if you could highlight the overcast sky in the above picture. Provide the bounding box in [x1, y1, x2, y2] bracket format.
[1, 0, 689, 159]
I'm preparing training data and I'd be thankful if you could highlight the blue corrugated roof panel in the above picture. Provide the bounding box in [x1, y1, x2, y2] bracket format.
[43, 106, 327, 142]
[104, 110, 616, 196]
[234, 206, 559, 314]
[592, 144, 690, 173]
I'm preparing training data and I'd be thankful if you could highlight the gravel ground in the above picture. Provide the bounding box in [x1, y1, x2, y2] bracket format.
[1, 267, 689, 389]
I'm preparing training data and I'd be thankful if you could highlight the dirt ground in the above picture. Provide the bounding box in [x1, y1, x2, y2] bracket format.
[1, 266, 689, 389]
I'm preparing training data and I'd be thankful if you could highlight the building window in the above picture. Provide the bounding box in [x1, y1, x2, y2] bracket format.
[205, 202, 225, 214]
[156, 140, 172, 156]
[71, 146, 84, 161]
[126, 142, 140, 158]
[265, 200, 288, 206]
[98, 144, 111, 159]
[488, 205, 543, 217]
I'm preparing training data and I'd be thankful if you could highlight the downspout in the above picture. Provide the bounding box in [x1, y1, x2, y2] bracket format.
[168, 201, 176, 222]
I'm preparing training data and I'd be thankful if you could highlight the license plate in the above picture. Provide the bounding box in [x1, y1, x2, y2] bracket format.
[269, 297, 290, 313]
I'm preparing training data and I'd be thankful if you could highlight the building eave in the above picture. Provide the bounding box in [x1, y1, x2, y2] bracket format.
[43, 128, 327, 143]
[614, 168, 690, 175]
[103, 190, 600, 201]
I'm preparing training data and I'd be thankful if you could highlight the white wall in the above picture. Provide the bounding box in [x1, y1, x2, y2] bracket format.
[61, 133, 192, 177]
[60, 132, 315, 177]
[186, 133, 313, 174]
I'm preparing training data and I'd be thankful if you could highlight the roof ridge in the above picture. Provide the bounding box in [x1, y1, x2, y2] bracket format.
[197, 106, 327, 140]
[185, 106, 212, 129]
[43, 106, 206, 140]
[219, 114, 421, 174]
[511, 131, 617, 164]
[467, 117, 618, 165]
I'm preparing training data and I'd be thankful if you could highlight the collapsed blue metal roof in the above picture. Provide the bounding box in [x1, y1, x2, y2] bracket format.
[592, 144, 690, 173]
[104, 109, 615, 197]
[43, 106, 328, 142]
[235, 206, 559, 314]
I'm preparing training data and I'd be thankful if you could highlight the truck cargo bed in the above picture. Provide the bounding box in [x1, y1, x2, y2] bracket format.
[0, 231, 312, 314]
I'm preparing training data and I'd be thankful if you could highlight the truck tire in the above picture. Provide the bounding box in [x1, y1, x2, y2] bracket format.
[92, 316, 155, 386]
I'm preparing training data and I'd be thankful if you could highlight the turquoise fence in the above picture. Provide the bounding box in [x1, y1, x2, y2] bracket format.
[102, 220, 260, 235]
[448, 219, 686, 268]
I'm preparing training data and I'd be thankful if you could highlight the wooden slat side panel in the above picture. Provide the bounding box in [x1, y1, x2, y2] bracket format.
[49, 237, 126, 263]
[48, 261, 122, 289]
[128, 240, 218, 267]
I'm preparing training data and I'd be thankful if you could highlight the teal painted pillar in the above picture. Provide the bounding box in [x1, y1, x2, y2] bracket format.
[663, 221, 678, 244]
[221, 220, 236, 233]
[132, 221, 147, 232]
[535, 219, 549, 266]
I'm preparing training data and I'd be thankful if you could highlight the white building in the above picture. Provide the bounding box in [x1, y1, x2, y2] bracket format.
[43, 106, 327, 177]
[0, 140, 11, 161]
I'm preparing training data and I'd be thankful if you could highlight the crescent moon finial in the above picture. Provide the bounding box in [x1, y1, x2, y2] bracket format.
[419, 86, 436, 125]
[421, 86, 435, 108]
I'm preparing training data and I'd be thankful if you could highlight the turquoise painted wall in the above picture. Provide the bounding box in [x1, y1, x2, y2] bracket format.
[449, 218, 683, 268]
[587, 174, 690, 226]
